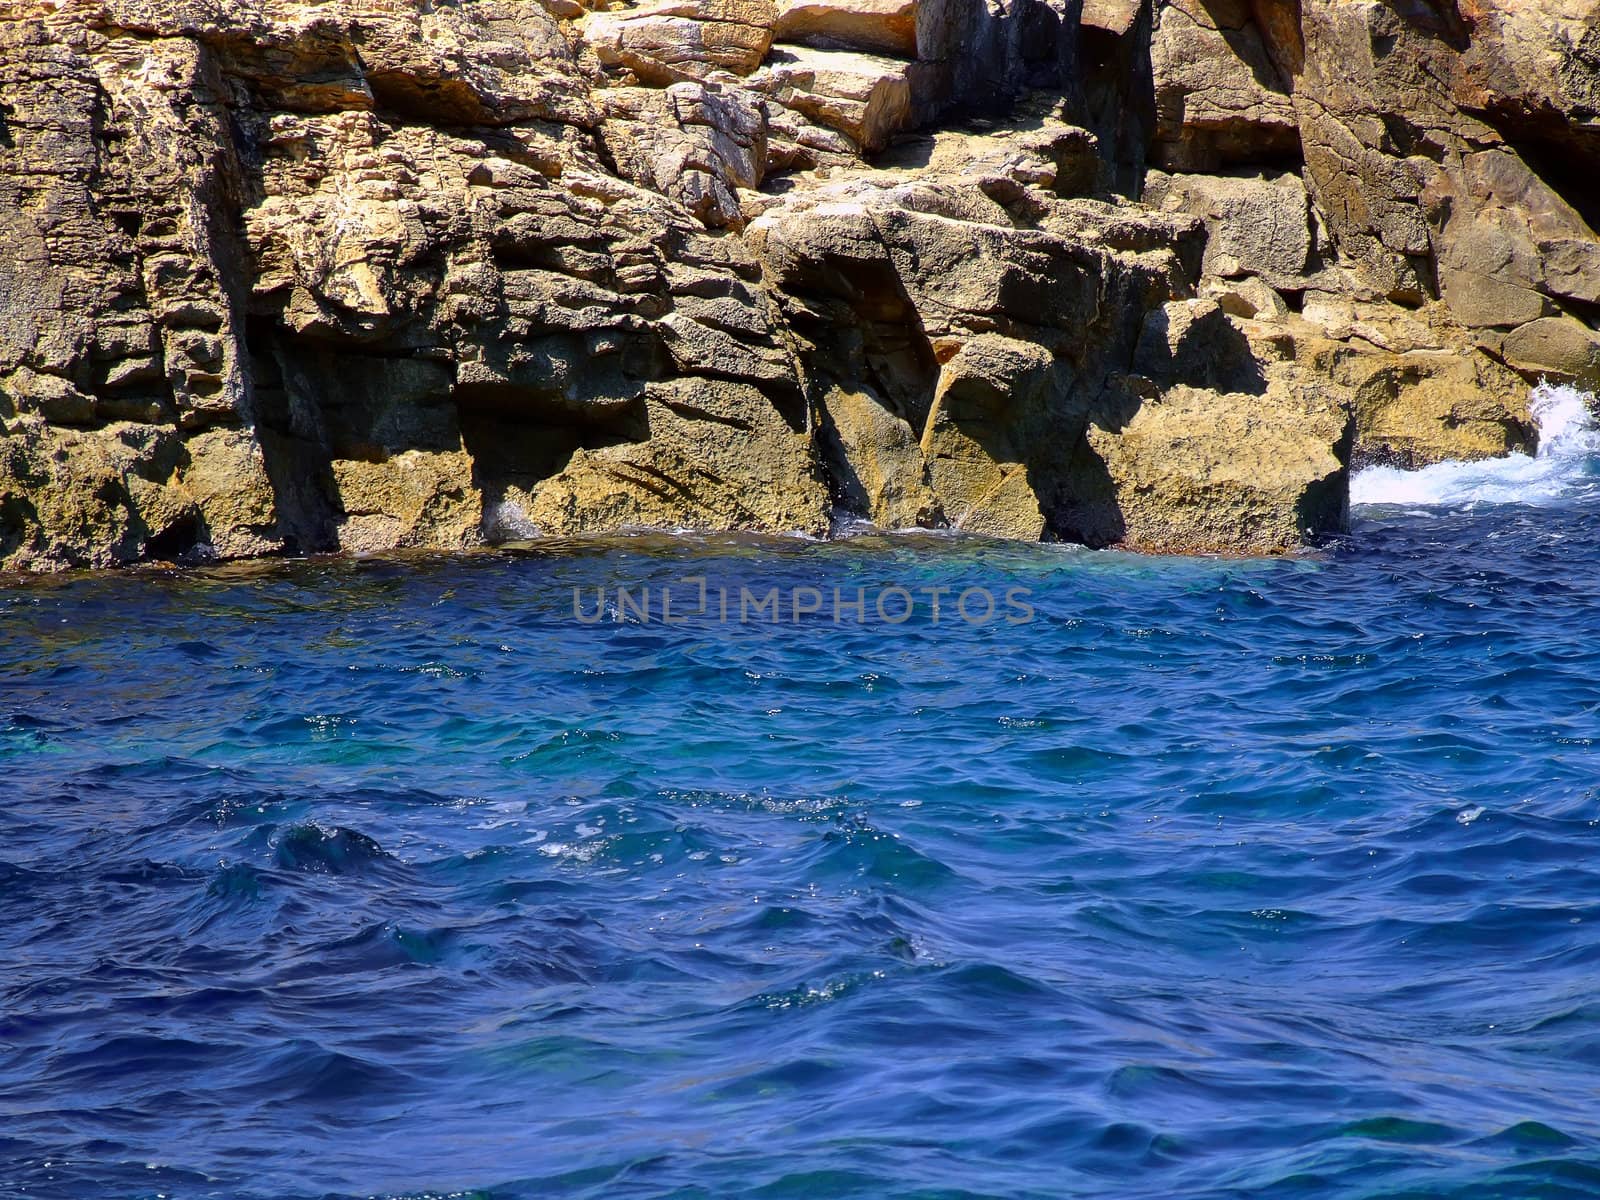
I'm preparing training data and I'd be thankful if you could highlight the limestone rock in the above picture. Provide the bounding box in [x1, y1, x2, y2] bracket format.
[1080, 0, 1141, 41]
[921, 336, 1057, 540]
[757, 46, 915, 152]
[1450, 0, 1600, 187]
[1143, 169, 1316, 284]
[601, 83, 769, 228]
[330, 450, 483, 554]
[1278, 0, 1600, 318]
[513, 379, 830, 535]
[584, 0, 777, 84]
[1083, 379, 1352, 556]
[1078, 0, 1155, 193]
[1500, 317, 1600, 388]
[774, 0, 918, 58]
[1345, 351, 1536, 469]
[1203, 277, 1288, 321]
[5, 0, 1594, 572]
[818, 385, 941, 529]
[748, 148, 1349, 553]
[1150, 0, 1299, 170]
[182, 428, 284, 560]
[0, 416, 282, 568]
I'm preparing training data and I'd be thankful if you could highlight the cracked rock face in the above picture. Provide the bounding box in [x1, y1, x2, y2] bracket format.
[1, 0, 1596, 569]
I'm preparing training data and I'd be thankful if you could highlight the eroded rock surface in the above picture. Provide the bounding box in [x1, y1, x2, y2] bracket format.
[1, 0, 1595, 568]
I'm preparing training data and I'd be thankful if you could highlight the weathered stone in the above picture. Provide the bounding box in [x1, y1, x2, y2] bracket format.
[1500, 317, 1600, 388]
[1078, 0, 1155, 194]
[3, 0, 1595, 572]
[1450, 0, 1600, 192]
[0, 416, 276, 568]
[818, 384, 940, 529]
[921, 335, 1057, 540]
[1204, 277, 1288, 321]
[1132, 298, 1265, 395]
[601, 83, 769, 228]
[182, 428, 284, 560]
[1143, 169, 1315, 284]
[1150, 0, 1299, 170]
[1271, 0, 1600, 322]
[331, 450, 483, 554]
[514, 379, 830, 535]
[1346, 351, 1536, 469]
[1083, 379, 1351, 556]
[757, 46, 915, 152]
[584, 0, 777, 84]
[774, 0, 917, 58]
[1081, 0, 1141, 41]
[747, 151, 1351, 552]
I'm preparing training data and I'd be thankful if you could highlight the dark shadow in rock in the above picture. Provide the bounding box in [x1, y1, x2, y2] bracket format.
[0, 495, 36, 563]
[1076, 0, 1156, 196]
[1049, 427, 1130, 549]
[244, 320, 348, 553]
[456, 385, 648, 542]
[142, 511, 205, 563]
[1476, 123, 1600, 236]
[795, 256, 941, 433]
[367, 72, 489, 126]
[1132, 302, 1266, 395]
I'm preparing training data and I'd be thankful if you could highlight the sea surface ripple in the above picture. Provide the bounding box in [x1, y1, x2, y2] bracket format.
[4, 405, 1600, 1199]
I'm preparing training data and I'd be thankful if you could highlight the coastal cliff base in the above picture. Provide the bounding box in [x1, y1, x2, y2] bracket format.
[3, 0, 1597, 569]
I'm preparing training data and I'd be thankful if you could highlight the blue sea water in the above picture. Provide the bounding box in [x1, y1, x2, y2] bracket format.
[3, 390, 1600, 1200]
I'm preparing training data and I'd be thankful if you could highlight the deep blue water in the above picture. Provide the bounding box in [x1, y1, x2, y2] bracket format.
[5, 476, 1600, 1198]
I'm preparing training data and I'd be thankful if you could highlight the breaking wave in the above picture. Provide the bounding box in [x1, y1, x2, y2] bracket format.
[1351, 382, 1600, 508]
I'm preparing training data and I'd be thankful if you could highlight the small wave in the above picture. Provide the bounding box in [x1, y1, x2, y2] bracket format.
[273, 823, 393, 874]
[1351, 383, 1600, 507]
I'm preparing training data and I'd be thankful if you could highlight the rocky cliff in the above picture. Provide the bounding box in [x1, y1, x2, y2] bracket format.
[1, 0, 1596, 569]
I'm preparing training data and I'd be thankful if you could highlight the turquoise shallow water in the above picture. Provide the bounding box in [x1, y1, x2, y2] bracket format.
[5, 449, 1600, 1197]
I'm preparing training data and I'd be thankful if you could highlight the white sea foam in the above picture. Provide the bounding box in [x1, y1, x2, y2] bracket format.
[1350, 383, 1600, 508]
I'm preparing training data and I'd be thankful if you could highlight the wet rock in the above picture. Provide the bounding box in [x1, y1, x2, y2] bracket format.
[818, 384, 941, 530]
[921, 336, 1057, 541]
[1345, 351, 1536, 469]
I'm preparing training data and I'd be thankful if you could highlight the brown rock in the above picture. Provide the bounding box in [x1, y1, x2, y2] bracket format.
[1150, 0, 1299, 170]
[818, 384, 941, 529]
[774, 0, 918, 58]
[181, 428, 284, 560]
[1084, 379, 1351, 556]
[920, 335, 1057, 540]
[1500, 317, 1600, 387]
[1143, 169, 1316, 284]
[13, 0, 1593, 573]
[1347, 351, 1536, 469]
[584, 0, 777, 84]
[331, 450, 483, 554]
[601, 83, 769, 228]
[515, 379, 830, 535]
[758, 46, 915, 152]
